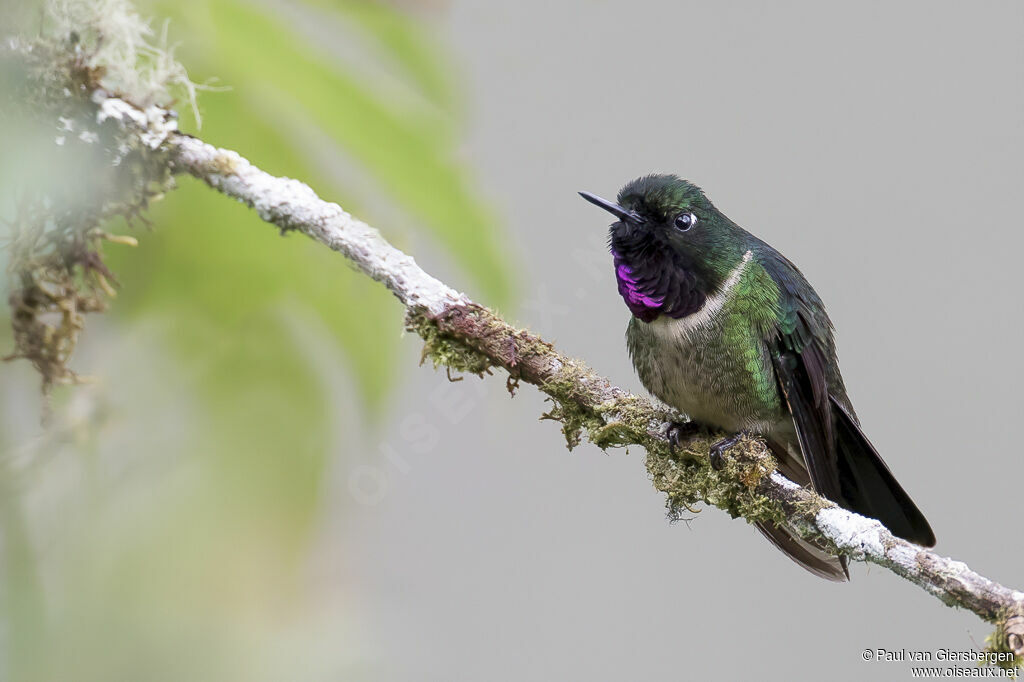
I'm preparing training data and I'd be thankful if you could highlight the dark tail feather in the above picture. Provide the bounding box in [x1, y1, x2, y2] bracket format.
[760, 440, 848, 581]
[755, 521, 849, 582]
[830, 397, 936, 547]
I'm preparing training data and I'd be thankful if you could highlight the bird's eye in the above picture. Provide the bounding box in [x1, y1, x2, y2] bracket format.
[674, 212, 697, 231]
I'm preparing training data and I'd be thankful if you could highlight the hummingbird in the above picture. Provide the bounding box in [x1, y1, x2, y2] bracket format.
[580, 174, 935, 581]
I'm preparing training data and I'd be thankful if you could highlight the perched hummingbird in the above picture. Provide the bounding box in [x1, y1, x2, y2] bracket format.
[580, 174, 935, 581]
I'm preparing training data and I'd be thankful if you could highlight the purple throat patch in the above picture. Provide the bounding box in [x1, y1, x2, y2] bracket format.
[612, 252, 663, 322]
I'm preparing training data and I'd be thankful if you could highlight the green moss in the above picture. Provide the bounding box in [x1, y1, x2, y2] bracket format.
[536, 371, 596, 449]
[405, 309, 494, 377]
[537, 365, 642, 451]
[407, 305, 790, 531]
[538, 365, 787, 525]
[647, 436, 787, 526]
[790, 492, 833, 521]
[985, 613, 1024, 671]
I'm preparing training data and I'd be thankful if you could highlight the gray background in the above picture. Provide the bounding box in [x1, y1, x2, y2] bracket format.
[337, 1, 1024, 680]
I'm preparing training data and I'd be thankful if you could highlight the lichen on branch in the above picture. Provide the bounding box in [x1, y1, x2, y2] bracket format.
[1, 2, 191, 391]
[4, 20, 1022, 666]
[167, 129, 1024, 666]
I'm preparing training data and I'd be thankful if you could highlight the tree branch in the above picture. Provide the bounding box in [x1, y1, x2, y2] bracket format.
[55, 91, 1024, 665]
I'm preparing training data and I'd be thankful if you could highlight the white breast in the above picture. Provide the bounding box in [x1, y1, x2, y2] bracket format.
[645, 249, 753, 345]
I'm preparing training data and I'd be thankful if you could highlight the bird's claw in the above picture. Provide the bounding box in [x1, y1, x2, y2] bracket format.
[666, 421, 702, 455]
[709, 431, 747, 471]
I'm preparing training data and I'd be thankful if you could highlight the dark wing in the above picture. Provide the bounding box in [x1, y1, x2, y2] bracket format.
[768, 265, 935, 547]
[770, 307, 845, 506]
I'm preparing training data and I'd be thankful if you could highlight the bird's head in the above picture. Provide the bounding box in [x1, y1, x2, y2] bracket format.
[580, 174, 745, 322]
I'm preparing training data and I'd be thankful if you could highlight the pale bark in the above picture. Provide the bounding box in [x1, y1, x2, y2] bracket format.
[67, 91, 1024, 662]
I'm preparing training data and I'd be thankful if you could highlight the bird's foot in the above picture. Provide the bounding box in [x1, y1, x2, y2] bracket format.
[709, 431, 749, 471]
[665, 421, 703, 455]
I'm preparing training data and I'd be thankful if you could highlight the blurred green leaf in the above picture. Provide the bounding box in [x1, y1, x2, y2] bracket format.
[152, 0, 511, 308]
[106, 0, 514, 407]
[322, 0, 461, 110]
[2, 1, 514, 678]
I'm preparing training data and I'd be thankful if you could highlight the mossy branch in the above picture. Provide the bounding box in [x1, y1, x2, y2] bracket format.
[5, 38, 1022, 665]
[162, 131, 1024, 665]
